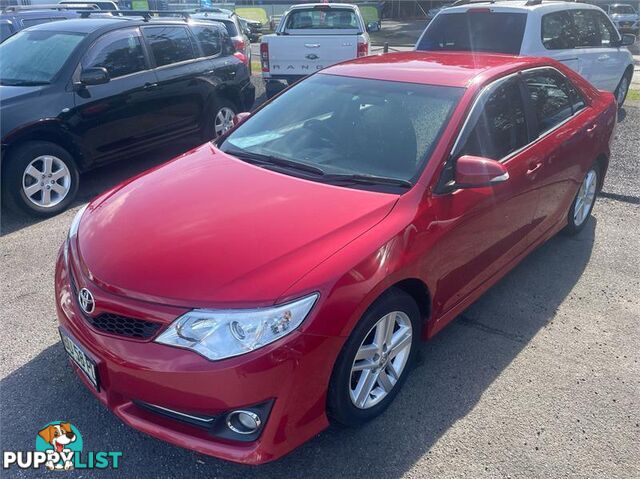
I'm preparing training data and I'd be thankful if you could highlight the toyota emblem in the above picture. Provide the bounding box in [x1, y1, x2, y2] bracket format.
[78, 288, 95, 314]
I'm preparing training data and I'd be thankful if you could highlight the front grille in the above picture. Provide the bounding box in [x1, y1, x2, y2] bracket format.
[85, 313, 161, 340]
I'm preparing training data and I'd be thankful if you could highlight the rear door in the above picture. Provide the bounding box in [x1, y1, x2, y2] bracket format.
[520, 68, 599, 235]
[71, 27, 161, 163]
[539, 11, 581, 73]
[142, 25, 208, 140]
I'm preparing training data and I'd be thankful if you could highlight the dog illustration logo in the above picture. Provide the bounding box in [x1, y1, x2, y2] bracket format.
[36, 422, 82, 471]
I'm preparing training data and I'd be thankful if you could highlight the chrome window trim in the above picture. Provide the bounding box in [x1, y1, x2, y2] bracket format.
[450, 65, 586, 166]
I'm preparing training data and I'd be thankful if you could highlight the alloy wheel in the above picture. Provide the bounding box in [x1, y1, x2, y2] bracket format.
[574, 169, 597, 227]
[349, 311, 413, 409]
[22, 155, 72, 208]
[214, 107, 236, 136]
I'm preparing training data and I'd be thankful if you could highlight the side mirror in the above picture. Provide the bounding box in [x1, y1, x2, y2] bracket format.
[79, 67, 110, 86]
[233, 111, 252, 126]
[366, 22, 380, 32]
[620, 33, 636, 46]
[455, 155, 509, 188]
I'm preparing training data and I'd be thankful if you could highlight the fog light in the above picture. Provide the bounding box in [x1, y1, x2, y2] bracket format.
[226, 410, 261, 435]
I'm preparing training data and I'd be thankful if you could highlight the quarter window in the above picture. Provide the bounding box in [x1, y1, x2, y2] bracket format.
[458, 79, 528, 160]
[144, 26, 196, 67]
[83, 29, 147, 79]
[523, 71, 574, 133]
[191, 25, 222, 57]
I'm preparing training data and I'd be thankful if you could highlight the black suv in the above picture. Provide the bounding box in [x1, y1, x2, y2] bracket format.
[1, 15, 255, 216]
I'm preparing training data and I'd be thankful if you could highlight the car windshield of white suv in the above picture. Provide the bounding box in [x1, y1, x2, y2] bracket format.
[417, 12, 527, 55]
[0, 30, 85, 85]
[286, 7, 359, 29]
[610, 5, 636, 14]
[220, 74, 463, 189]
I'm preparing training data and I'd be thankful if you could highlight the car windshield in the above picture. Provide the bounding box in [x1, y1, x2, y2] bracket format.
[286, 7, 359, 29]
[417, 12, 527, 55]
[610, 5, 636, 14]
[0, 30, 85, 85]
[220, 74, 463, 187]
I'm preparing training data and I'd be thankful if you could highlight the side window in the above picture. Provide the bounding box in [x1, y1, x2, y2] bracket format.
[191, 25, 222, 57]
[83, 29, 147, 79]
[541, 11, 576, 50]
[459, 79, 528, 160]
[144, 26, 196, 67]
[564, 77, 586, 113]
[523, 70, 573, 133]
[595, 11, 619, 46]
[572, 10, 603, 48]
[21, 18, 53, 28]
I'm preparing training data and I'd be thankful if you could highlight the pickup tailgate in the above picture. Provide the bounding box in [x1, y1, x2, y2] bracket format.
[267, 34, 359, 76]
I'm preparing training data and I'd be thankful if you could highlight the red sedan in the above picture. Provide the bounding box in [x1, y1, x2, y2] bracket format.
[55, 52, 616, 464]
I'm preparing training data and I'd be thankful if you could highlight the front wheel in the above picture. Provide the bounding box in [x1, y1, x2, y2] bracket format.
[615, 71, 631, 108]
[3, 141, 79, 217]
[563, 165, 599, 236]
[327, 289, 421, 427]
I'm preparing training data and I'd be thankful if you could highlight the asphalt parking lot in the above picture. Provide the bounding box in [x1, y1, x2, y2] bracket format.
[1, 82, 639, 478]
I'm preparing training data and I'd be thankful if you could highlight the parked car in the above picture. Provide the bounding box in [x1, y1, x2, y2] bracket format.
[1, 17, 254, 216]
[192, 9, 252, 73]
[239, 16, 262, 42]
[55, 51, 615, 464]
[606, 3, 639, 35]
[415, 0, 635, 107]
[260, 2, 371, 98]
[0, 4, 95, 42]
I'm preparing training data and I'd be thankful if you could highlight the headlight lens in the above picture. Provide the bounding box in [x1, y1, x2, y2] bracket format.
[155, 293, 319, 360]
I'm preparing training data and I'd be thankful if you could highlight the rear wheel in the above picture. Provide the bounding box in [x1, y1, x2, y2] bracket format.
[328, 289, 421, 427]
[563, 165, 599, 236]
[206, 98, 237, 139]
[3, 141, 79, 217]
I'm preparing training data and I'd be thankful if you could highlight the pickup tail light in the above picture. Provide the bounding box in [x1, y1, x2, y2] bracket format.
[357, 41, 369, 58]
[260, 43, 270, 72]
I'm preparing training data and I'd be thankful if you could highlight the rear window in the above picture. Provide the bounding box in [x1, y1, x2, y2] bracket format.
[285, 7, 359, 30]
[416, 12, 527, 55]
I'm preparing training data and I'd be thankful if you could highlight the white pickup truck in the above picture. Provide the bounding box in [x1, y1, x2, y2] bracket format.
[260, 3, 373, 97]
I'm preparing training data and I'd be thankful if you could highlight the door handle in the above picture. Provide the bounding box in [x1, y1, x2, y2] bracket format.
[304, 43, 321, 48]
[527, 162, 542, 175]
[143, 82, 158, 90]
[585, 124, 598, 134]
[597, 55, 609, 62]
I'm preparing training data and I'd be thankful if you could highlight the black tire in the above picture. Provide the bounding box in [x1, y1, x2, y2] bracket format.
[205, 98, 237, 140]
[327, 288, 421, 427]
[563, 164, 599, 236]
[614, 70, 632, 109]
[3, 141, 79, 217]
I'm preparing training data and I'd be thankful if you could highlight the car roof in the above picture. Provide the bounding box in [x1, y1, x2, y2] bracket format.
[442, 0, 603, 13]
[20, 16, 218, 34]
[0, 9, 78, 19]
[323, 51, 551, 88]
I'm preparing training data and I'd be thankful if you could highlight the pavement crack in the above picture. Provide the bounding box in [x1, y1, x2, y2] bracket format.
[457, 315, 526, 344]
[599, 191, 640, 205]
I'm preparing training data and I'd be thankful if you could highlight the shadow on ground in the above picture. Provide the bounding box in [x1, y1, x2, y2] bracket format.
[0, 219, 596, 478]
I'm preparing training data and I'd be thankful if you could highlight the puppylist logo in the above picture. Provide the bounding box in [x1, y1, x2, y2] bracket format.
[3, 421, 122, 471]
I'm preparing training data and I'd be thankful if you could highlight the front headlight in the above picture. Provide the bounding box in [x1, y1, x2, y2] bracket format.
[68, 205, 87, 240]
[155, 293, 319, 361]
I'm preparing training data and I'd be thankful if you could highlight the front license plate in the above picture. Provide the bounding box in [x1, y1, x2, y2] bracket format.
[60, 330, 99, 391]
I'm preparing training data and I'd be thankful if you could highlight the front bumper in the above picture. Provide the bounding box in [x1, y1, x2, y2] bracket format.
[54, 245, 342, 464]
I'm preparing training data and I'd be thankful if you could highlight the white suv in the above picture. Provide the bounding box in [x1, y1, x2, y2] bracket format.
[416, 0, 635, 106]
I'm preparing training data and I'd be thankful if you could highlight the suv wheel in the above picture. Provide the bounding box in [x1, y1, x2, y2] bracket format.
[213, 99, 237, 137]
[615, 71, 631, 108]
[3, 141, 79, 217]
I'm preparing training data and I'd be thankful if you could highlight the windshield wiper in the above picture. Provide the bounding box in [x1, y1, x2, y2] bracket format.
[223, 147, 326, 176]
[0, 79, 50, 86]
[321, 174, 413, 188]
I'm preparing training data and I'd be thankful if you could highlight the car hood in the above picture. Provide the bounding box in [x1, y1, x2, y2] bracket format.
[0, 84, 46, 102]
[77, 143, 399, 307]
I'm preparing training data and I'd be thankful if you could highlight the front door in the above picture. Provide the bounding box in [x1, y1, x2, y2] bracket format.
[427, 76, 541, 317]
[71, 27, 162, 164]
